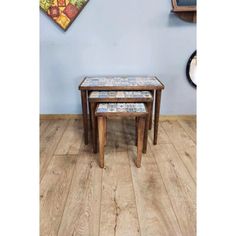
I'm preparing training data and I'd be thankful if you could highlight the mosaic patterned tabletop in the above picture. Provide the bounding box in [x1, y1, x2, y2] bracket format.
[80, 76, 163, 88]
[89, 91, 152, 99]
[96, 103, 146, 113]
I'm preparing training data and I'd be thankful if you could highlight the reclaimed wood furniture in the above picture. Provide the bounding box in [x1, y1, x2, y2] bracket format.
[89, 91, 153, 154]
[79, 76, 164, 146]
[95, 103, 148, 168]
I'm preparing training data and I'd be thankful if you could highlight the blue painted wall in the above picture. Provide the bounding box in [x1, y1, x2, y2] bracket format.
[40, 0, 196, 115]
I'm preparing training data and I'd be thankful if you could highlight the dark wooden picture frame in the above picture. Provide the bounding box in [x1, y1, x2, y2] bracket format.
[171, 0, 196, 12]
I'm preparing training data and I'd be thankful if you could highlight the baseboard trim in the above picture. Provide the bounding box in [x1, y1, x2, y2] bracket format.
[159, 115, 196, 121]
[40, 114, 196, 121]
[40, 114, 82, 120]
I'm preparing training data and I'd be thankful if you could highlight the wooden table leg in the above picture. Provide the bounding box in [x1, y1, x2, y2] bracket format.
[143, 103, 151, 153]
[104, 117, 107, 146]
[81, 90, 88, 145]
[136, 117, 145, 168]
[135, 117, 138, 146]
[90, 102, 97, 153]
[149, 90, 155, 130]
[88, 91, 92, 131]
[153, 90, 162, 145]
[98, 116, 106, 168]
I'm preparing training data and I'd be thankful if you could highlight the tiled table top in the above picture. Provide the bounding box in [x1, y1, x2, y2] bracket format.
[89, 91, 152, 99]
[79, 76, 163, 89]
[96, 103, 146, 113]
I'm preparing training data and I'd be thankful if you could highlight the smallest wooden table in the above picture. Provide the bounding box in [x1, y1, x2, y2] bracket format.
[79, 76, 164, 145]
[95, 103, 148, 168]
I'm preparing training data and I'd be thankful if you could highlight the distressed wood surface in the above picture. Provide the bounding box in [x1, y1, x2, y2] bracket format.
[89, 90, 153, 100]
[154, 90, 162, 145]
[81, 90, 88, 145]
[40, 119, 196, 236]
[124, 120, 182, 236]
[151, 143, 196, 235]
[40, 120, 68, 180]
[136, 117, 145, 167]
[98, 117, 106, 168]
[79, 76, 164, 90]
[40, 155, 77, 236]
[161, 121, 196, 181]
[178, 120, 196, 143]
[99, 121, 141, 236]
[57, 144, 102, 236]
[54, 119, 83, 155]
[151, 124, 170, 144]
[40, 120, 50, 137]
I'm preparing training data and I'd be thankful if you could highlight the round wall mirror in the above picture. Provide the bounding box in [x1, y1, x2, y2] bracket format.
[186, 50, 197, 88]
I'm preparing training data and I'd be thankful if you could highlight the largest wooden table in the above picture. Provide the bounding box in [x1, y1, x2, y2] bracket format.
[78, 76, 164, 145]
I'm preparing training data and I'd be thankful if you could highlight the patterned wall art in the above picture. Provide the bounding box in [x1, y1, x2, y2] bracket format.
[40, 0, 89, 31]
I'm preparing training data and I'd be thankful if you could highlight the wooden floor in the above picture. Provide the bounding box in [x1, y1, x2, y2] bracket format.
[40, 118, 196, 236]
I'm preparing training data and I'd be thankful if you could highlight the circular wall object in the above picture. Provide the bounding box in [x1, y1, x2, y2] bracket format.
[186, 50, 197, 88]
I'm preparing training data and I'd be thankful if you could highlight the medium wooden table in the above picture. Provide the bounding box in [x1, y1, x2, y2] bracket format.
[79, 76, 164, 145]
[88, 91, 153, 154]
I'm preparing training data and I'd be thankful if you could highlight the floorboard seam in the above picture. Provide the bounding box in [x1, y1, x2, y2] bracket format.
[161, 123, 196, 184]
[177, 120, 196, 144]
[40, 121, 51, 138]
[123, 120, 142, 236]
[40, 120, 69, 182]
[148, 140, 184, 236]
[56, 138, 84, 235]
[98, 164, 104, 236]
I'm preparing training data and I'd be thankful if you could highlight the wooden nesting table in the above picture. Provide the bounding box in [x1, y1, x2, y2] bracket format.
[79, 76, 164, 145]
[95, 103, 148, 168]
[89, 91, 153, 154]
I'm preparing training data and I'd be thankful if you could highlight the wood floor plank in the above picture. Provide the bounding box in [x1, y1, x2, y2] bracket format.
[99, 120, 141, 236]
[57, 144, 102, 236]
[40, 155, 77, 236]
[161, 121, 196, 181]
[149, 121, 171, 144]
[54, 119, 83, 155]
[123, 119, 182, 236]
[40, 119, 196, 236]
[178, 120, 196, 143]
[151, 143, 196, 236]
[130, 119, 171, 145]
[40, 120, 68, 180]
[40, 120, 50, 137]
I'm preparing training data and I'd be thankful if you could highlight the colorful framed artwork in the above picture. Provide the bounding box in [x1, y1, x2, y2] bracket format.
[40, 0, 89, 31]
